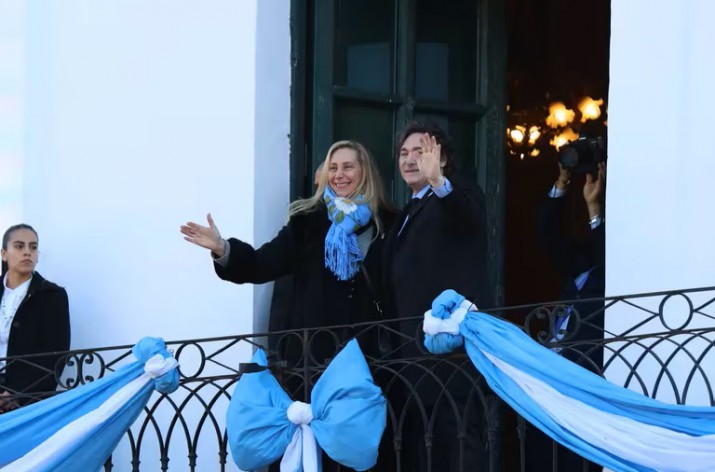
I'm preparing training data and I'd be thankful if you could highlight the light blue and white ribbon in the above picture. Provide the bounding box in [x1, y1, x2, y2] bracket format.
[227, 339, 386, 472]
[0, 337, 179, 472]
[423, 289, 715, 472]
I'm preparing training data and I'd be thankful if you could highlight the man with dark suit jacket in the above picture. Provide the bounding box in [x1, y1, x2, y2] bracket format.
[527, 161, 606, 472]
[538, 161, 606, 370]
[384, 121, 491, 472]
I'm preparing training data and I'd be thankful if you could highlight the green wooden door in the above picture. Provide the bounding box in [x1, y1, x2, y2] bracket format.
[293, 0, 506, 306]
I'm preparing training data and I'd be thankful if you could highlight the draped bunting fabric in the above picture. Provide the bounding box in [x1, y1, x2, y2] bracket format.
[423, 289, 715, 472]
[227, 339, 386, 472]
[0, 337, 179, 472]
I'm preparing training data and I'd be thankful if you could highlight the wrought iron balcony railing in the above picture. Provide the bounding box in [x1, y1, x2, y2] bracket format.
[1, 285, 714, 471]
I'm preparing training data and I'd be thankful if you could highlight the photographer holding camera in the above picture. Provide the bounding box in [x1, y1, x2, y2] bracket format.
[540, 157, 605, 368]
[528, 148, 606, 471]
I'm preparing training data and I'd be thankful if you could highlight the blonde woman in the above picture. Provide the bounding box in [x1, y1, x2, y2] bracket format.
[181, 141, 396, 363]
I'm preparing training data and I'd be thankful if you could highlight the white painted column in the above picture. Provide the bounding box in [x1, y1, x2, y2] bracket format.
[252, 0, 292, 334]
[606, 0, 715, 405]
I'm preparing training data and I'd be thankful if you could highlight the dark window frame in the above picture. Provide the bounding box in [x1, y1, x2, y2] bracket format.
[289, 0, 507, 306]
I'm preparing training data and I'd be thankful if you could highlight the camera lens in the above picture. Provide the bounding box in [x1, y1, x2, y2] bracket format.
[559, 146, 580, 169]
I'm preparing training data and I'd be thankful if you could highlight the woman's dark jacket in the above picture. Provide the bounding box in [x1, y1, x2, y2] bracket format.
[1, 272, 71, 399]
[214, 204, 396, 366]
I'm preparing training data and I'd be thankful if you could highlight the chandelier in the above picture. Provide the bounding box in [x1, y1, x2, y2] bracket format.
[507, 97, 605, 159]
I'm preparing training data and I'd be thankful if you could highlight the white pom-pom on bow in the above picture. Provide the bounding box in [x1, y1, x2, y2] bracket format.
[282, 401, 319, 472]
[423, 300, 477, 335]
[143, 354, 179, 378]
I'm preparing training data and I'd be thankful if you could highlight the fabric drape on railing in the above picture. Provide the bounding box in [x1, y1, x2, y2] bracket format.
[0, 337, 179, 472]
[423, 290, 715, 472]
[226, 339, 386, 472]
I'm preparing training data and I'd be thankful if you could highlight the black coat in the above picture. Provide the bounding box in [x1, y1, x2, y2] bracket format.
[215, 204, 396, 366]
[384, 178, 490, 343]
[382, 179, 491, 471]
[1, 272, 71, 397]
[538, 196, 605, 298]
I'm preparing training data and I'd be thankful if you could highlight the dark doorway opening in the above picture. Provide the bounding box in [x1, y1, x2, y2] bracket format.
[502, 2, 610, 470]
[504, 0, 611, 310]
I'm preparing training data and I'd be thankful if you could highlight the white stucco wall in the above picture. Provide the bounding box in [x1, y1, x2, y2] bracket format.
[0, 0, 26, 226]
[606, 0, 715, 404]
[2, 0, 291, 351]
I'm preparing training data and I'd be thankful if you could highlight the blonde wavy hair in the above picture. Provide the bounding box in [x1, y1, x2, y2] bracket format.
[289, 140, 391, 233]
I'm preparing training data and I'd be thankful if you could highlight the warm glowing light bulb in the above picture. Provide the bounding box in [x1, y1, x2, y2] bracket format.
[510, 125, 526, 143]
[550, 127, 579, 150]
[528, 126, 541, 145]
[546, 102, 575, 129]
[578, 97, 604, 122]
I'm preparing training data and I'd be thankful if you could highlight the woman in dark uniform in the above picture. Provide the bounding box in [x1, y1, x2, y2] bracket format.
[0, 224, 71, 412]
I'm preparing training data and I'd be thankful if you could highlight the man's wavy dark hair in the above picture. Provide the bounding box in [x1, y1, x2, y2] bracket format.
[395, 120, 458, 177]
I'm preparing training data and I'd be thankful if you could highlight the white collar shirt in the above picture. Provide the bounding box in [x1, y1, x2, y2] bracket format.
[0, 273, 33, 371]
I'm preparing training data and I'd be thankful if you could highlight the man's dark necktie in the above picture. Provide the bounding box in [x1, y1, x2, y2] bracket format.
[397, 198, 420, 236]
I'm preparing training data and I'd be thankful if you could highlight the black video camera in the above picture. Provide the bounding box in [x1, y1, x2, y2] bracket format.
[558, 136, 606, 175]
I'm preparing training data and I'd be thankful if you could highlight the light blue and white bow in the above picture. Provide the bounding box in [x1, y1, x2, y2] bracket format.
[227, 339, 386, 472]
[0, 337, 179, 472]
[423, 290, 715, 472]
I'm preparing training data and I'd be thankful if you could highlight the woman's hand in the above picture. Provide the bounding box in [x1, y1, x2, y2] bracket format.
[180, 213, 225, 257]
[417, 133, 445, 188]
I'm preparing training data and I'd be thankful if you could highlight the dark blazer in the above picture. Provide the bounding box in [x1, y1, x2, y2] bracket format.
[1, 272, 71, 397]
[538, 195, 605, 371]
[382, 178, 491, 472]
[538, 196, 605, 297]
[384, 178, 489, 340]
[267, 274, 294, 352]
[215, 204, 396, 365]
[532, 197, 606, 472]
